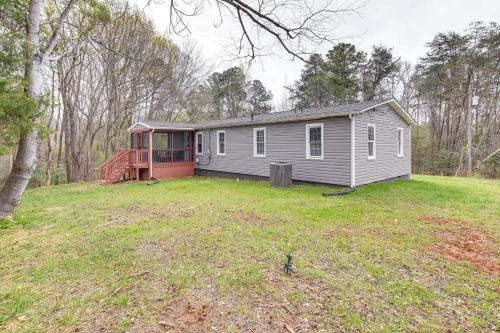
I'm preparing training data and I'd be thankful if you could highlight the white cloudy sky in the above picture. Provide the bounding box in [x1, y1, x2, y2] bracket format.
[132, 0, 499, 105]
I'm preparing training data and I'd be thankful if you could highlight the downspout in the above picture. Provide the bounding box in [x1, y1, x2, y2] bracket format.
[149, 129, 154, 180]
[349, 114, 356, 188]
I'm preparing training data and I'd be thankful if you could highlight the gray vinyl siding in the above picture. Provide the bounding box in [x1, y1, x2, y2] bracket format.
[354, 104, 411, 186]
[196, 117, 351, 185]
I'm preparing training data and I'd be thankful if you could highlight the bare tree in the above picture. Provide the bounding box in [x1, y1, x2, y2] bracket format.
[160, 0, 364, 63]
[0, 0, 78, 219]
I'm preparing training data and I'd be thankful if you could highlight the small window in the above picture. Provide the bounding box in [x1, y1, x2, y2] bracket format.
[397, 128, 403, 157]
[195, 132, 203, 155]
[306, 123, 324, 159]
[217, 130, 226, 156]
[367, 124, 376, 159]
[253, 128, 266, 157]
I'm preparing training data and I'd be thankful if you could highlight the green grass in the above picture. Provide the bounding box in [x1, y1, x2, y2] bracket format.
[0, 175, 498, 332]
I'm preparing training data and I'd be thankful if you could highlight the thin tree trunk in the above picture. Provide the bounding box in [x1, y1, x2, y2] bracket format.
[55, 102, 67, 185]
[44, 66, 56, 186]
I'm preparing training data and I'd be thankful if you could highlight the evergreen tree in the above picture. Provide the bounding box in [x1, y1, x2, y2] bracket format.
[0, 0, 39, 155]
[362, 45, 400, 100]
[288, 53, 329, 109]
[247, 80, 272, 114]
[220, 67, 247, 118]
[322, 43, 366, 103]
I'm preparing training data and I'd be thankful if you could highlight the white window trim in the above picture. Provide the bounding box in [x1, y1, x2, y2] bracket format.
[367, 124, 376, 160]
[305, 123, 324, 160]
[253, 127, 266, 158]
[195, 132, 203, 155]
[397, 127, 404, 157]
[216, 130, 226, 156]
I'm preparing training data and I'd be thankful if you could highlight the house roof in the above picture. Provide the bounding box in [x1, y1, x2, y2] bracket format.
[127, 98, 415, 132]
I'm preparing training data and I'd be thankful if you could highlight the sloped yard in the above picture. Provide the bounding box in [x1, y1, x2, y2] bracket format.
[0, 175, 498, 332]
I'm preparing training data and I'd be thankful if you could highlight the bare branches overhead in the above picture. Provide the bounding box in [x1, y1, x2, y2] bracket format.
[161, 0, 365, 63]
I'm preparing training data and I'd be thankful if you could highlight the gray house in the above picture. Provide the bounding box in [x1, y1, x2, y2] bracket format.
[107, 98, 415, 186]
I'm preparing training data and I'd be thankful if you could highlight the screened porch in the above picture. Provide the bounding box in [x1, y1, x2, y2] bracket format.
[130, 130, 193, 165]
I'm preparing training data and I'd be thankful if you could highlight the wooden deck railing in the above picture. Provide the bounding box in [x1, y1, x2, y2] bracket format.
[99, 150, 130, 183]
[130, 148, 192, 164]
[100, 148, 193, 184]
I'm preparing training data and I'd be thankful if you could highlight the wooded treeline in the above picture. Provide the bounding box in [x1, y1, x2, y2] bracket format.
[1, 0, 498, 190]
[286, 22, 499, 177]
[1, 0, 273, 186]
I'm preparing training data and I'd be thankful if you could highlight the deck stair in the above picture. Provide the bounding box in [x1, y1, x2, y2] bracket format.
[99, 150, 130, 184]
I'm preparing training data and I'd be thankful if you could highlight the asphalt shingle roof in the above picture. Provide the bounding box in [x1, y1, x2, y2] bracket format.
[134, 98, 413, 131]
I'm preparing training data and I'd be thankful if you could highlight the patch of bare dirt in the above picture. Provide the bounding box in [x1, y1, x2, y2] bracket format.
[224, 208, 288, 226]
[68, 183, 99, 192]
[155, 280, 329, 333]
[420, 216, 499, 275]
[223, 208, 268, 225]
[102, 204, 196, 227]
[420, 216, 465, 226]
[81, 276, 330, 333]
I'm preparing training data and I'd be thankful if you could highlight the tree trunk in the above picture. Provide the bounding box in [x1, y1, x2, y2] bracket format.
[0, 0, 42, 219]
[44, 67, 56, 186]
[0, 0, 77, 218]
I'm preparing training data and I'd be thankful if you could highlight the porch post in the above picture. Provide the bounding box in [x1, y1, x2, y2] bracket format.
[149, 130, 153, 180]
[136, 132, 140, 181]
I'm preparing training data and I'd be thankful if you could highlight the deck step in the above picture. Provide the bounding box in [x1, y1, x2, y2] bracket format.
[99, 150, 131, 184]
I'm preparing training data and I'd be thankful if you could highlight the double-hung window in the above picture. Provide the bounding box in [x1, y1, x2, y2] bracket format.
[195, 132, 203, 155]
[253, 128, 266, 157]
[367, 124, 376, 159]
[397, 128, 403, 157]
[306, 123, 324, 159]
[217, 130, 226, 156]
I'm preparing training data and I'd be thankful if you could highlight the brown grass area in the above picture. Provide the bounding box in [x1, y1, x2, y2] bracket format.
[102, 204, 196, 227]
[155, 274, 331, 333]
[224, 208, 288, 226]
[420, 216, 500, 275]
[224, 208, 269, 225]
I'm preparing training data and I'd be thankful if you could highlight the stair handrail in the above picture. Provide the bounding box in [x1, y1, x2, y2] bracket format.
[99, 149, 129, 169]
[99, 149, 130, 182]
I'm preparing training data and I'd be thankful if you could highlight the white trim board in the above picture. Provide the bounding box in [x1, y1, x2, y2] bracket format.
[216, 130, 226, 156]
[253, 127, 266, 158]
[350, 115, 356, 187]
[195, 131, 203, 156]
[305, 123, 324, 160]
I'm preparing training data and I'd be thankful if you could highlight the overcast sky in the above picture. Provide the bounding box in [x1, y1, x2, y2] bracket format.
[134, 0, 500, 105]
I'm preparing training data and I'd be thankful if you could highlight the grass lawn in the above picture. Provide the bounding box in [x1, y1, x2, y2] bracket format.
[0, 175, 499, 332]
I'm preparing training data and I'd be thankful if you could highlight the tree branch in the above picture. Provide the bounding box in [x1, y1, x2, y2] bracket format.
[41, 0, 79, 65]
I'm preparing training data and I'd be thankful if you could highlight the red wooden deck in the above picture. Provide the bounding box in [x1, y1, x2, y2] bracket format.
[100, 149, 194, 184]
[100, 128, 195, 184]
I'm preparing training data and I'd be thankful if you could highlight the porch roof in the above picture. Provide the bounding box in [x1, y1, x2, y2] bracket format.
[128, 120, 195, 132]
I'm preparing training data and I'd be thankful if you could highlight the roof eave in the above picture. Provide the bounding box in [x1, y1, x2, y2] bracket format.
[353, 98, 416, 125]
[153, 127, 195, 131]
[194, 111, 356, 129]
[386, 99, 417, 125]
[127, 121, 195, 132]
[127, 121, 152, 132]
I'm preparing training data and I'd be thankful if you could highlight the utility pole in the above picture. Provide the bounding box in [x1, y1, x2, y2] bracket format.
[467, 75, 479, 176]
[467, 81, 472, 176]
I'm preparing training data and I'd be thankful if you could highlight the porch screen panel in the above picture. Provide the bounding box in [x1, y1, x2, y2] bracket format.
[131, 133, 137, 149]
[153, 132, 169, 149]
[151, 132, 170, 163]
[173, 132, 189, 162]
